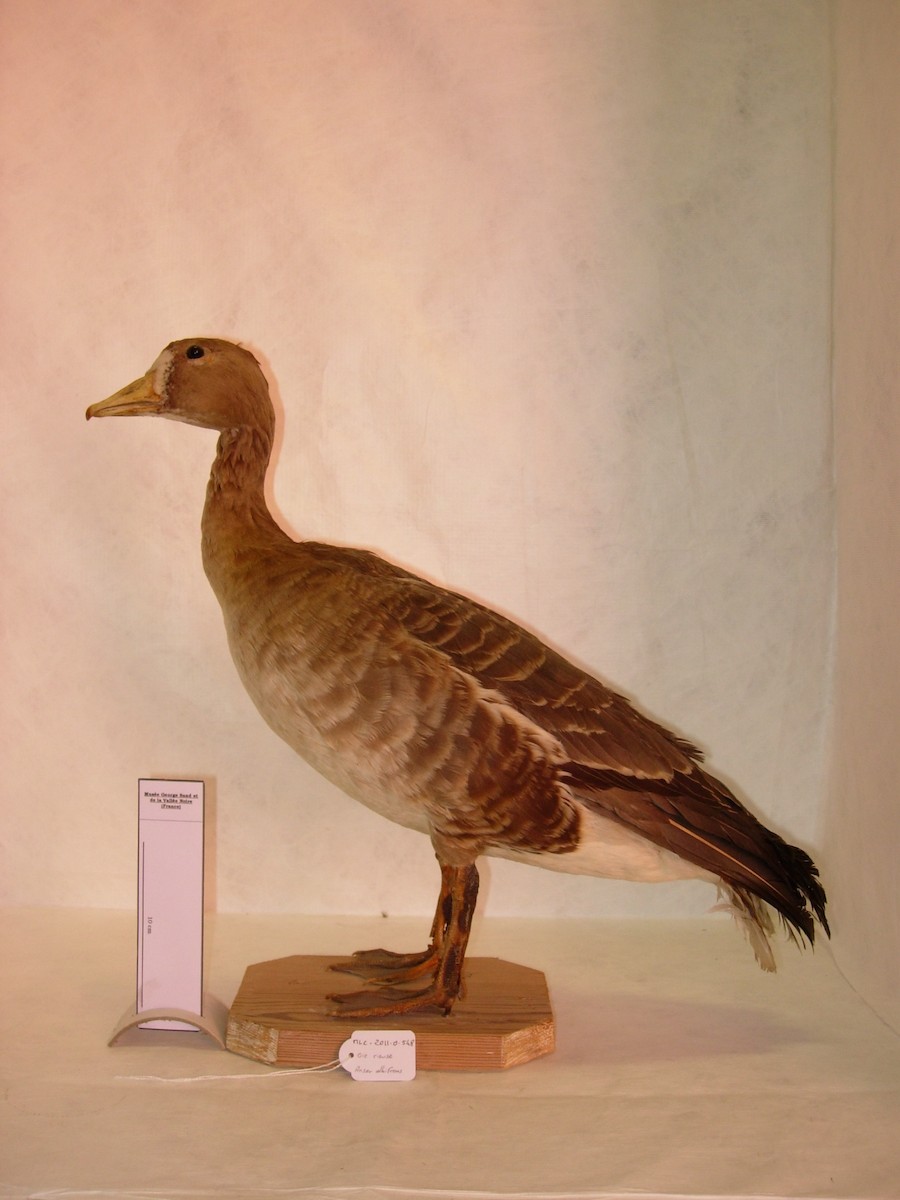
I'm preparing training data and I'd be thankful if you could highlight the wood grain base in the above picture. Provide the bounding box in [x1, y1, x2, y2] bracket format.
[226, 955, 555, 1071]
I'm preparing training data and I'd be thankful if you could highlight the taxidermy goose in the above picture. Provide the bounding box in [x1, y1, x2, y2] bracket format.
[87, 338, 829, 1016]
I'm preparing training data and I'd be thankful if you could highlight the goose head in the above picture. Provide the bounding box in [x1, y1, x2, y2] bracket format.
[86, 338, 274, 438]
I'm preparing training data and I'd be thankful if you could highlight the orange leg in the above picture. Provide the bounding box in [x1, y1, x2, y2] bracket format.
[328, 862, 479, 1016]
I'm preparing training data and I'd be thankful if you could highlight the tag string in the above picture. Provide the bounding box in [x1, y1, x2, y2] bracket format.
[116, 1060, 342, 1083]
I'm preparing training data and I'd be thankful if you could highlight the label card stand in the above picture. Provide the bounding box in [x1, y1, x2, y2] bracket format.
[108, 996, 228, 1047]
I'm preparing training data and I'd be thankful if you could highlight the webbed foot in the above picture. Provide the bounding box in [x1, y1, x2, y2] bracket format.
[326, 861, 479, 1019]
[327, 981, 456, 1017]
[329, 946, 438, 984]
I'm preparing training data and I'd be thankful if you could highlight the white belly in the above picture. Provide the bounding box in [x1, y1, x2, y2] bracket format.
[491, 804, 716, 884]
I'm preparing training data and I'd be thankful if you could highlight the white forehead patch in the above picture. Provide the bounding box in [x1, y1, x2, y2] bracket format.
[151, 347, 175, 398]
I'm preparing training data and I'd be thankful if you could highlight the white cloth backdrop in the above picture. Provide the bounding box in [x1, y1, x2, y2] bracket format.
[830, 0, 900, 1035]
[2, 3, 833, 929]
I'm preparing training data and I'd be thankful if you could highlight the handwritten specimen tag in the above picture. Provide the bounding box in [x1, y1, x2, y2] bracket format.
[338, 1031, 416, 1081]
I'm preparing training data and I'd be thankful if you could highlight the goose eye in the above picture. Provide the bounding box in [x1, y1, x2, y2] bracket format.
[186, 345, 205, 360]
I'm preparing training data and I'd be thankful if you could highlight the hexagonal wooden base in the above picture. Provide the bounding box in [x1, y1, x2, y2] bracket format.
[226, 955, 554, 1071]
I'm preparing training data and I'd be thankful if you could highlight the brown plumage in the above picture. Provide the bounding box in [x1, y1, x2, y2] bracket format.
[87, 337, 829, 1015]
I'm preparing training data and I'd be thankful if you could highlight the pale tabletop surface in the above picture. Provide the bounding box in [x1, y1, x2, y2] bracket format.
[2, 907, 898, 1200]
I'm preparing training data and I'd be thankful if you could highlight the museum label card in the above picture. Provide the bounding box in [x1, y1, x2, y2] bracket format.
[137, 778, 204, 1030]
